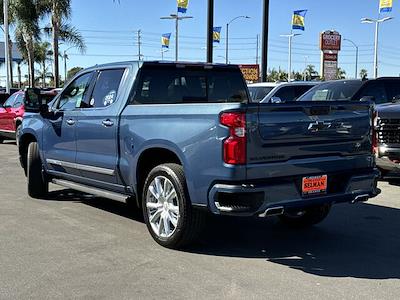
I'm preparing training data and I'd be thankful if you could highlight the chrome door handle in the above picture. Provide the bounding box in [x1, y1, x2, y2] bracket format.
[102, 120, 114, 127]
[66, 119, 76, 126]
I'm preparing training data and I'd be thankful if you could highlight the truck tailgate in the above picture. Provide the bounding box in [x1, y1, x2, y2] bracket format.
[246, 101, 374, 178]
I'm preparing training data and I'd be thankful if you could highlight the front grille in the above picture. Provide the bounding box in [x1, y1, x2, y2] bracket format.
[377, 118, 400, 145]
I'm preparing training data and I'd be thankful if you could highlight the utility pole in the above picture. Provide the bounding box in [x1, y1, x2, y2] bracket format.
[207, 0, 214, 63]
[137, 30, 142, 60]
[256, 34, 259, 65]
[261, 0, 270, 82]
[4, 0, 11, 93]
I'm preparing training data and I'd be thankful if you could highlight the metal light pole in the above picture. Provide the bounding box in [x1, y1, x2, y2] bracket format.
[344, 38, 359, 79]
[280, 33, 301, 81]
[361, 17, 393, 78]
[261, 0, 270, 82]
[225, 16, 250, 64]
[63, 46, 75, 82]
[4, 0, 11, 93]
[161, 14, 193, 62]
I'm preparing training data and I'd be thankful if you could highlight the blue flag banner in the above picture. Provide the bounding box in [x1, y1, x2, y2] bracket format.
[177, 0, 189, 13]
[380, 0, 393, 13]
[213, 27, 222, 43]
[161, 33, 172, 48]
[292, 10, 307, 31]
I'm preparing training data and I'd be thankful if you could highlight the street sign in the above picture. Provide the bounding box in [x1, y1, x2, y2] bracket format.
[239, 64, 260, 82]
[320, 31, 341, 81]
[320, 31, 341, 51]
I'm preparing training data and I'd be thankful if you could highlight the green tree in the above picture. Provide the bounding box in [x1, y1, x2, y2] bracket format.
[359, 69, 368, 80]
[336, 67, 346, 80]
[34, 41, 53, 87]
[305, 65, 318, 81]
[12, 0, 43, 87]
[43, 0, 86, 88]
[67, 66, 82, 80]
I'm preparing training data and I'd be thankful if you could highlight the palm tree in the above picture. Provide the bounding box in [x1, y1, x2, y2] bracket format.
[305, 65, 318, 80]
[336, 67, 346, 80]
[12, 0, 43, 87]
[360, 69, 368, 80]
[34, 41, 52, 87]
[43, 0, 85, 87]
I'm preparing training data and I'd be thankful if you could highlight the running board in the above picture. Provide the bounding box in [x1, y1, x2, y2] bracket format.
[52, 179, 129, 203]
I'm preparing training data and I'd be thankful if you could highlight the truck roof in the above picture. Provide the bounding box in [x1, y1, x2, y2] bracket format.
[87, 60, 240, 70]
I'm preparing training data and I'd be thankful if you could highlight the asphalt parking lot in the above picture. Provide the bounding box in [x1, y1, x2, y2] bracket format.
[0, 141, 399, 299]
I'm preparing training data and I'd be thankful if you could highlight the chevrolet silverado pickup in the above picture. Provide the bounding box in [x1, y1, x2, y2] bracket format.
[298, 77, 400, 179]
[18, 61, 380, 249]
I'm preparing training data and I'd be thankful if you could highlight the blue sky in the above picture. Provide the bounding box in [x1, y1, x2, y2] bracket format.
[2, 0, 400, 84]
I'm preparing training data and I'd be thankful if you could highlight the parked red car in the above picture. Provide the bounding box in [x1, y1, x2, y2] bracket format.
[0, 91, 25, 143]
[0, 89, 59, 143]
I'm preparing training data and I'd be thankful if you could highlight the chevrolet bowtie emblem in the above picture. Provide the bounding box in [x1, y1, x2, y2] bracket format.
[308, 121, 332, 132]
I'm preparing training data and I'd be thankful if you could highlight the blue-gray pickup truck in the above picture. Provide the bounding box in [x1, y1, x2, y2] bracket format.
[19, 61, 380, 248]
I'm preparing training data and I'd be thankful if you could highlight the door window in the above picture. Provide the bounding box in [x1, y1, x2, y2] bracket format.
[82, 69, 125, 108]
[3, 94, 18, 108]
[13, 94, 24, 108]
[58, 72, 93, 111]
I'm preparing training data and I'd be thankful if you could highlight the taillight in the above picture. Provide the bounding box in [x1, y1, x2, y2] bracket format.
[372, 110, 378, 155]
[220, 112, 246, 165]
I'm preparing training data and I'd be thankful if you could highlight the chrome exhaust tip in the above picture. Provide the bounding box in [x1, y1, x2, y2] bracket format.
[351, 194, 370, 204]
[259, 206, 285, 218]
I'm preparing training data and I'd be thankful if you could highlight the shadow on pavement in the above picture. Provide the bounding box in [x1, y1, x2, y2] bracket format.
[46, 189, 144, 222]
[45, 189, 400, 280]
[188, 203, 400, 280]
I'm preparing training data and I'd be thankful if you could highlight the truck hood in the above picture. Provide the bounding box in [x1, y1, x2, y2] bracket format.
[377, 103, 400, 119]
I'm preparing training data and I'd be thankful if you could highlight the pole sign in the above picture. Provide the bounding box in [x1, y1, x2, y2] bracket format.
[239, 64, 260, 82]
[320, 31, 341, 81]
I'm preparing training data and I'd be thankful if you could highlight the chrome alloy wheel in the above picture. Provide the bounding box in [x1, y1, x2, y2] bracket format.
[146, 176, 180, 238]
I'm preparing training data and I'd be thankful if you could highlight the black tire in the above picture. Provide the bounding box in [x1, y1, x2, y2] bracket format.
[142, 163, 205, 249]
[27, 142, 48, 199]
[279, 204, 331, 228]
[0, 138, 3, 144]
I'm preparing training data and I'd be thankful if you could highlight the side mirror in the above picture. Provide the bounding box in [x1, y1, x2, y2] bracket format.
[24, 88, 42, 113]
[270, 96, 283, 104]
[360, 96, 375, 102]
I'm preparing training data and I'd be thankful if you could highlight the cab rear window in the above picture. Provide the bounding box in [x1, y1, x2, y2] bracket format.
[133, 66, 248, 104]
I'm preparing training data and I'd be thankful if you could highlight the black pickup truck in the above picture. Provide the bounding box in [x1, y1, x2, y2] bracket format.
[298, 77, 400, 179]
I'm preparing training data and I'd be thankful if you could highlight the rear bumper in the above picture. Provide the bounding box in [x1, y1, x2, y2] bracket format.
[208, 168, 381, 216]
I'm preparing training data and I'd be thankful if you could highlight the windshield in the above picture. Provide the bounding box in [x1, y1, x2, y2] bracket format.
[248, 86, 274, 102]
[298, 81, 364, 101]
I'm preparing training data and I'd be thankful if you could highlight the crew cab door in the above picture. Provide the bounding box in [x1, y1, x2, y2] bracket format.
[0, 93, 19, 132]
[43, 71, 95, 176]
[75, 68, 126, 185]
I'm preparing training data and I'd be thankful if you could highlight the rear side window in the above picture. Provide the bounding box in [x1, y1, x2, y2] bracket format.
[385, 80, 400, 101]
[83, 69, 125, 108]
[358, 81, 387, 104]
[248, 86, 274, 102]
[299, 81, 364, 101]
[274, 86, 296, 102]
[133, 67, 248, 104]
